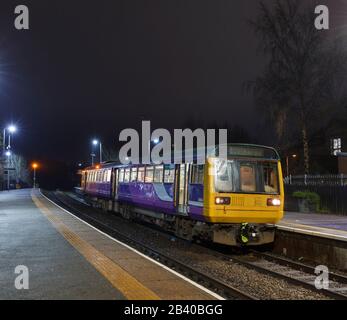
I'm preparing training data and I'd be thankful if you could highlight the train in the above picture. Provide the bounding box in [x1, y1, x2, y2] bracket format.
[77, 144, 284, 246]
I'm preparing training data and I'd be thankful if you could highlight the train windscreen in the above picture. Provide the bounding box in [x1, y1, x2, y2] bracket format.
[214, 159, 279, 194]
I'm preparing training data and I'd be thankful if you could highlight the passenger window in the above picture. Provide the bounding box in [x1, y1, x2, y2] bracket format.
[240, 164, 256, 192]
[154, 165, 164, 183]
[190, 165, 204, 184]
[164, 166, 175, 183]
[130, 167, 138, 182]
[119, 169, 124, 182]
[137, 167, 145, 182]
[107, 170, 111, 182]
[145, 166, 154, 183]
[124, 168, 130, 182]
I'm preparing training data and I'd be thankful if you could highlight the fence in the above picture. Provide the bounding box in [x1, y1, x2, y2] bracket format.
[284, 174, 347, 215]
[284, 174, 347, 186]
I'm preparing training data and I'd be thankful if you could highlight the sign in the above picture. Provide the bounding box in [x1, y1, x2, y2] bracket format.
[331, 138, 342, 156]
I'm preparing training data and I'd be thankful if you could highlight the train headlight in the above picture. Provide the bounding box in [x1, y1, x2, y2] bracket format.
[215, 197, 231, 205]
[267, 198, 281, 206]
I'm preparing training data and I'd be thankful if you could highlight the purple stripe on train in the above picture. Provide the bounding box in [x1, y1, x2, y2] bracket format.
[118, 181, 205, 221]
[86, 182, 111, 198]
[85, 179, 205, 221]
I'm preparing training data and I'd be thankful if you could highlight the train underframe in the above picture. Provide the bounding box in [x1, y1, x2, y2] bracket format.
[86, 196, 276, 247]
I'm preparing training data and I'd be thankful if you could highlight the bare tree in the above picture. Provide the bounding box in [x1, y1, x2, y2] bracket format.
[250, 0, 347, 173]
[11, 154, 31, 186]
[102, 147, 119, 162]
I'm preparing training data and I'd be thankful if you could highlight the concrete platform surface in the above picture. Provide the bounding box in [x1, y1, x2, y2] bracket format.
[278, 211, 347, 242]
[0, 189, 218, 300]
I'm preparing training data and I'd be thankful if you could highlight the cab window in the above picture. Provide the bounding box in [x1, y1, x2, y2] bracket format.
[240, 163, 256, 192]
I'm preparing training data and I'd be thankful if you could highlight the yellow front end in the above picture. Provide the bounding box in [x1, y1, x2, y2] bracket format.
[203, 158, 284, 224]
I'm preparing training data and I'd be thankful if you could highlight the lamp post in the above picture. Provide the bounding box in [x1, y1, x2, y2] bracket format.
[2, 125, 17, 152]
[92, 139, 102, 163]
[90, 153, 96, 166]
[5, 150, 11, 191]
[32, 163, 38, 188]
[286, 154, 297, 177]
[7, 125, 17, 149]
[2, 128, 6, 152]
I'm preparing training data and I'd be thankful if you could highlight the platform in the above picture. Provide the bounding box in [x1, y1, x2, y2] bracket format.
[278, 211, 347, 242]
[0, 189, 218, 300]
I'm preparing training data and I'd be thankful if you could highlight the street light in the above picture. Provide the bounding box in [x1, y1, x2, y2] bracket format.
[3, 124, 17, 151]
[286, 154, 297, 177]
[32, 163, 38, 188]
[8, 125, 17, 133]
[92, 139, 102, 163]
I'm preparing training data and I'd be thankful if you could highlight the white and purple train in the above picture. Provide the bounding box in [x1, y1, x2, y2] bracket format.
[77, 144, 284, 246]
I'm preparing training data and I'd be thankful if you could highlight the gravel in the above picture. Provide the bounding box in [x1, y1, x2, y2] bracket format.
[63, 191, 330, 300]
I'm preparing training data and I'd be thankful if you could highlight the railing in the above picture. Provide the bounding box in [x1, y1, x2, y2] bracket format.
[284, 174, 347, 186]
[284, 174, 347, 215]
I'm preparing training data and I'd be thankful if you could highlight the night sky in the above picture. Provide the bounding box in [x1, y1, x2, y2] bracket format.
[0, 0, 343, 164]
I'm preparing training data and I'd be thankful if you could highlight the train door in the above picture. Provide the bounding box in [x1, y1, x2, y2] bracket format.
[174, 164, 189, 215]
[81, 171, 87, 190]
[112, 168, 119, 199]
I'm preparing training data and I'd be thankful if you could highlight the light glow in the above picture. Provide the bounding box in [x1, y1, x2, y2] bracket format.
[7, 125, 17, 133]
[267, 198, 281, 206]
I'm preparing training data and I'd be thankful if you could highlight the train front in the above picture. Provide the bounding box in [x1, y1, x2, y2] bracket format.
[203, 144, 284, 246]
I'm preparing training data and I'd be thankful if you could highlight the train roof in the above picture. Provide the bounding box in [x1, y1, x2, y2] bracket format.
[81, 144, 280, 171]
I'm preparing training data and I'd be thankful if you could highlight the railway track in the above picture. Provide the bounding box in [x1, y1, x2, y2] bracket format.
[208, 246, 347, 300]
[42, 190, 257, 300]
[243, 250, 347, 298]
[45, 190, 347, 300]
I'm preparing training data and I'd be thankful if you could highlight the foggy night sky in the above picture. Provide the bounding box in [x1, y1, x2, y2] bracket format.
[0, 0, 345, 164]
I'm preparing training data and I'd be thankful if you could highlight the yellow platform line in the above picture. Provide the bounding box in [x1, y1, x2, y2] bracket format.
[31, 192, 160, 300]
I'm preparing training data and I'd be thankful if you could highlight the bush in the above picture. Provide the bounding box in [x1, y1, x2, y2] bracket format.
[292, 191, 320, 212]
